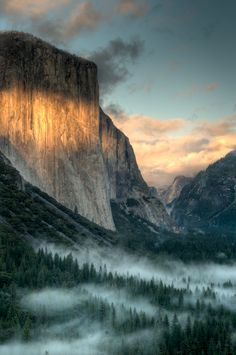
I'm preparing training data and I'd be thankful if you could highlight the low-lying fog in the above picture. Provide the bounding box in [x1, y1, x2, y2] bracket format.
[44, 242, 236, 289]
[2, 242, 236, 354]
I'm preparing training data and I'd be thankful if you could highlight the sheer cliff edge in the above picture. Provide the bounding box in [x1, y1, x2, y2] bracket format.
[0, 31, 172, 231]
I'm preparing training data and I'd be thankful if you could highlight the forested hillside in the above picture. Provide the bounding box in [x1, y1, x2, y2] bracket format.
[1, 226, 235, 354]
[1, 151, 236, 354]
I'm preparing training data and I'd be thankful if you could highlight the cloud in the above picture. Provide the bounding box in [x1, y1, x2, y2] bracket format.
[106, 104, 186, 143]
[0, 0, 69, 17]
[177, 83, 220, 98]
[0, 1, 104, 43]
[184, 138, 210, 153]
[117, 0, 149, 17]
[89, 38, 144, 95]
[195, 116, 236, 136]
[206, 82, 219, 92]
[33, 19, 64, 44]
[105, 103, 128, 121]
[64, 2, 103, 39]
[0, 1, 149, 43]
[106, 105, 236, 187]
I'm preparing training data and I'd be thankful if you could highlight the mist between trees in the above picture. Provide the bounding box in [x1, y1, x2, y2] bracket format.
[1, 232, 236, 354]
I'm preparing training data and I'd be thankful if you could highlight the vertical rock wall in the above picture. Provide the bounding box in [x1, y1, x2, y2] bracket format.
[99, 109, 149, 199]
[0, 31, 173, 232]
[0, 32, 115, 230]
[100, 109, 174, 230]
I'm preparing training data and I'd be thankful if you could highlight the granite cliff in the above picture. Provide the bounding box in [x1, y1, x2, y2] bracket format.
[0, 31, 171, 231]
[100, 109, 173, 230]
[100, 108, 149, 199]
[0, 31, 114, 230]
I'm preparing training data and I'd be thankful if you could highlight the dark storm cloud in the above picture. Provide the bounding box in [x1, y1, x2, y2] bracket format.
[89, 38, 144, 95]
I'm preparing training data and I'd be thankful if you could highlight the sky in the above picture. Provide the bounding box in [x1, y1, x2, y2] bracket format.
[0, 0, 235, 187]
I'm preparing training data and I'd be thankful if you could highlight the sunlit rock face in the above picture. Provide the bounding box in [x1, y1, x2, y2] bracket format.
[100, 109, 174, 230]
[0, 31, 114, 230]
[0, 31, 173, 232]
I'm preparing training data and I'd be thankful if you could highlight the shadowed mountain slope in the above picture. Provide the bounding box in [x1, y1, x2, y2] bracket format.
[171, 151, 236, 235]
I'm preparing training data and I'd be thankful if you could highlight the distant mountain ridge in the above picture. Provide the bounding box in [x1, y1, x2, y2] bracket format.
[171, 150, 236, 234]
[160, 175, 193, 205]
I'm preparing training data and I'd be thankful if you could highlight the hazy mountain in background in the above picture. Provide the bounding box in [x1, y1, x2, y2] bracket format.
[171, 150, 236, 235]
[159, 175, 193, 205]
